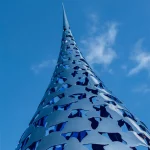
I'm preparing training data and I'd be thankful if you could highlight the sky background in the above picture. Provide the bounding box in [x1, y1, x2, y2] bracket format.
[1, 0, 150, 150]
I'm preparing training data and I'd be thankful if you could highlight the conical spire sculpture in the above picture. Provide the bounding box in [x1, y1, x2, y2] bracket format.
[16, 5, 150, 150]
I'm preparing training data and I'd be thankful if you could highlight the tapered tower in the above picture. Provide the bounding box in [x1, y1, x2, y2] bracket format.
[16, 5, 150, 150]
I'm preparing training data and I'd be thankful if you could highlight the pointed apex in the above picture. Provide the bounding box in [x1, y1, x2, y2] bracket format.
[62, 3, 70, 30]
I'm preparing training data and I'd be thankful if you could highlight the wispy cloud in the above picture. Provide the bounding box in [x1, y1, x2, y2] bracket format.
[128, 39, 150, 76]
[81, 13, 118, 67]
[88, 13, 99, 34]
[132, 84, 150, 94]
[31, 59, 56, 74]
[121, 64, 127, 71]
[108, 68, 114, 74]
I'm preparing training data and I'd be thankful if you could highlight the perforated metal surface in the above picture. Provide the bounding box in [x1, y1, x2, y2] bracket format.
[16, 5, 150, 150]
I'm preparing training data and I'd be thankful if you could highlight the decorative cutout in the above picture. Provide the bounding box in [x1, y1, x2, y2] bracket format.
[84, 144, 106, 150]
[33, 116, 48, 127]
[58, 84, 72, 92]
[76, 77, 89, 86]
[104, 93, 122, 104]
[47, 144, 66, 150]
[54, 103, 73, 111]
[88, 117, 100, 129]
[68, 109, 88, 118]
[69, 93, 86, 100]
[62, 130, 88, 142]
[85, 87, 98, 95]
[118, 119, 133, 131]
[93, 105, 112, 118]
[20, 134, 31, 149]
[26, 140, 40, 150]
[46, 122, 67, 136]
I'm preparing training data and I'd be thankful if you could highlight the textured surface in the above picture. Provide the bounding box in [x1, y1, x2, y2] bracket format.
[16, 5, 150, 150]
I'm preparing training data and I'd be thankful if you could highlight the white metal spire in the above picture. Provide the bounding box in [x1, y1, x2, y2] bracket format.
[62, 3, 70, 30]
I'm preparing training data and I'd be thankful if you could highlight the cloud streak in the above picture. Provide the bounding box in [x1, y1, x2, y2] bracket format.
[81, 13, 118, 67]
[132, 84, 150, 94]
[128, 39, 150, 76]
[121, 65, 127, 71]
[31, 59, 56, 74]
[88, 13, 99, 34]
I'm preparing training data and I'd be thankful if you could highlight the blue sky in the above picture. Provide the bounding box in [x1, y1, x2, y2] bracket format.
[1, 0, 150, 149]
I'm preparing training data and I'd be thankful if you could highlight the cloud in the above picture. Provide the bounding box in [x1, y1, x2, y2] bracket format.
[108, 69, 114, 74]
[121, 65, 127, 71]
[31, 59, 56, 74]
[128, 39, 150, 76]
[81, 13, 118, 67]
[132, 84, 150, 94]
[88, 13, 99, 34]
